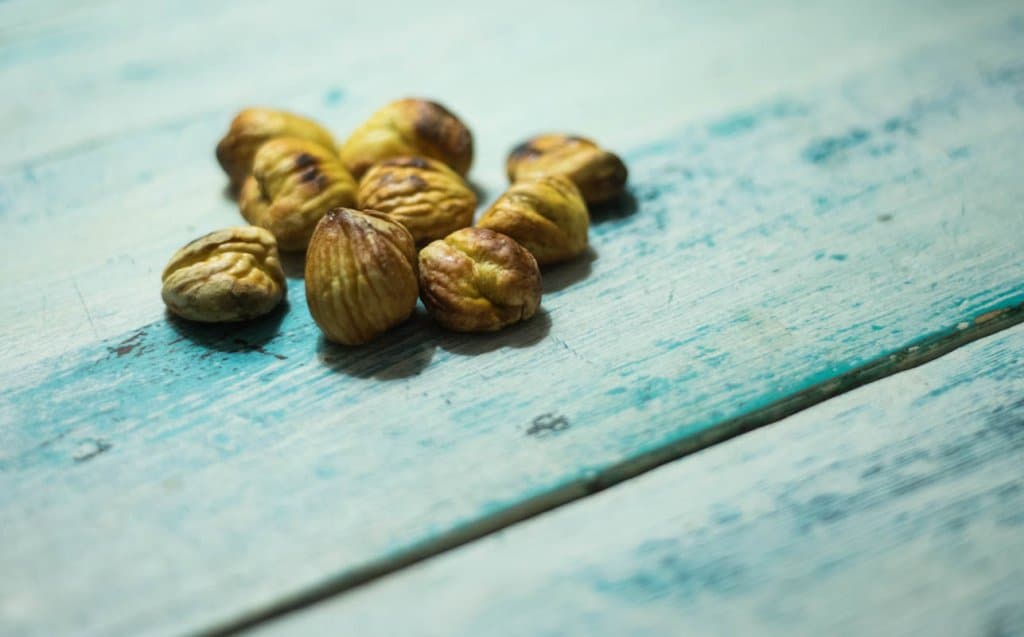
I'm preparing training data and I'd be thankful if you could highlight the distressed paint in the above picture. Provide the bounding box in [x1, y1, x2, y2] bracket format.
[254, 324, 1024, 637]
[1, 2, 1024, 636]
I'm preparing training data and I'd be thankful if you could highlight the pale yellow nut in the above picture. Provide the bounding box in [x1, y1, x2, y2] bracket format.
[476, 175, 589, 266]
[161, 226, 285, 322]
[357, 156, 476, 244]
[216, 107, 337, 191]
[419, 227, 541, 332]
[507, 133, 628, 204]
[239, 137, 357, 252]
[305, 208, 419, 345]
[340, 98, 473, 178]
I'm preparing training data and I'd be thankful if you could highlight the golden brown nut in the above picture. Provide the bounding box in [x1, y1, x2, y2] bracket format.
[161, 227, 285, 322]
[239, 137, 357, 252]
[305, 208, 419, 345]
[357, 156, 477, 244]
[340, 98, 473, 178]
[506, 134, 628, 204]
[418, 227, 541, 332]
[476, 175, 589, 266]
[216, 108, 337, 190]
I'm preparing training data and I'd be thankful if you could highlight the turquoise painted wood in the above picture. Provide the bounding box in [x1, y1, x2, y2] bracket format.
[2, 1, 1024, 635]
[254, 324, 1024, 637]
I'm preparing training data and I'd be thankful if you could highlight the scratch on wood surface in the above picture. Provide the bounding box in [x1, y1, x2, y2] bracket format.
[554, 336, 595, 367]
[72, 439, 112, 463]
[72, 280, 99, 339]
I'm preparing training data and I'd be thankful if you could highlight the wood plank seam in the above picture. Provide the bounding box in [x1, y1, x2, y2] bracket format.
[193, 305, 1024, 637]
[245, 324, 1024, 637]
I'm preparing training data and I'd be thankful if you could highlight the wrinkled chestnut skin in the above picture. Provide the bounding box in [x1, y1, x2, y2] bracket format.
[216, 108, 337, 191]
[305, 208, 419, 345]
[476, 175, 588, 266]
[357, 156, 476, 244]
[161, 226, 285, 322]
[239, 137, 357, 251]
[418, 227, 541, 332]
[506, 133, 627, 204]
[340, 98, 473, 178]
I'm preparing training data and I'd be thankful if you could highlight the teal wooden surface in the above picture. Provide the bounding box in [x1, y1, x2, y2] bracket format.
[254, 324, 1024, 637]
[2, 1, 1024, 635]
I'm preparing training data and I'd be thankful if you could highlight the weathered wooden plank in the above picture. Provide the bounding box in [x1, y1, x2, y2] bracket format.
[1, 0, 1015, 170]
[2, 3, 1021, 367]
[4, 0, 1017, 373]
[254, 324, 1024, 637]
[1, 4, 1023, 637]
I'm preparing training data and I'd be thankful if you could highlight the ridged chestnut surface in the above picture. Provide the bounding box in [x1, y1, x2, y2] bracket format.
[477, 175, 589, 266]
[357, 156, 476, 244]
[507, 133, 627, 204]
[161, 226, 285, 322]
[239, 137, 357, 251]
[305, 208, 419, 345]
[216, 107, 337, 191]
[418, 227, 541, 332]
[340, 98, 473, 178]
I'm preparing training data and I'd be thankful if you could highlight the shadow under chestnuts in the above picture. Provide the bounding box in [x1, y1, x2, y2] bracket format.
[159, 96, 628, 366]
[316, 310, 436, 379]
[167, 300, 289, 353]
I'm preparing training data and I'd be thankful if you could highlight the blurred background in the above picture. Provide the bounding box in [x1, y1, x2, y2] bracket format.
[3, 0, 1009, 177]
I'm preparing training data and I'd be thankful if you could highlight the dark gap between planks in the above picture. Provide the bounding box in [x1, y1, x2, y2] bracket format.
[194, 303, 1024, 637]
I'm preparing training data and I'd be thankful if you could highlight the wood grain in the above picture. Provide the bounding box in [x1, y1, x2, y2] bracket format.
[253, 324, 1024, 637]
[1, 2, 1023, 636]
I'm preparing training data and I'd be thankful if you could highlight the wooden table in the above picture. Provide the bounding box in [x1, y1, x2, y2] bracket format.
[2, 1, 1022, 635]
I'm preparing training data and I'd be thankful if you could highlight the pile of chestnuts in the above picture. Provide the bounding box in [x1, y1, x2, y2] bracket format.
[160, 98, 627, 345]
